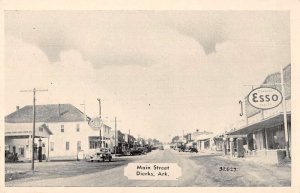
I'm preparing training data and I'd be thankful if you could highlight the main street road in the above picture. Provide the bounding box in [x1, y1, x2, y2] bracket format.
[6, 149, 290, 187]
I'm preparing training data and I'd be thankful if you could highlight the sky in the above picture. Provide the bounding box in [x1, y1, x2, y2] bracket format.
[4, 11, 290, 142]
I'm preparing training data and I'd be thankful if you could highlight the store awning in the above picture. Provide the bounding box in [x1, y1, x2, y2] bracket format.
[5, 122, 52, 138]
[227, 113, 291, 135]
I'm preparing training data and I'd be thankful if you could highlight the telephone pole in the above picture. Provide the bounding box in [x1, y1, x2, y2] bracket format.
[97, 98, 102, 148]
[20, 88, 48, 172]
[115, 117, 117, 154]
[97, 98, 101, 118]
[281, 66, 290, 159]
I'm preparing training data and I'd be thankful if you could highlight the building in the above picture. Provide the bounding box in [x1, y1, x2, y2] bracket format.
[5, 104, 113, 161]
[227, 64, 291, 164]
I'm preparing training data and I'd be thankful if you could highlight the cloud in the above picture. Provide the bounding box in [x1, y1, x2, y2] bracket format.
[4, 11, 291, 142]
[165, 11, 290, 55]
[5, 36, 108, 115]
[164, 12, 229, 54]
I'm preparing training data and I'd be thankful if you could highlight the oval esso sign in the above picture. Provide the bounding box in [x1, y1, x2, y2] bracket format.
[248, 87, 283, 110]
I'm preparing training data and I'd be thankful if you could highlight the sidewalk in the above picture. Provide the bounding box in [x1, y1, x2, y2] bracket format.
[218, 154, 291, 167]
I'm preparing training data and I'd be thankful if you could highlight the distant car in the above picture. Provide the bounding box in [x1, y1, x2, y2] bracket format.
[136, 147, 147, 154]
[129, 148, 143, 156]
[178, 147, 185, 152]
[159, 146, 164, 150]
[90, 148, 112, 162]
[189, 147, 198, 153]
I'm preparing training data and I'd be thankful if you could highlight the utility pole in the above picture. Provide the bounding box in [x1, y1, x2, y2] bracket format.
[281, 66, 290, 159]
[97, 98, 101, 118]
[97, 98, 102, 148]
[103, 117, 121, 153]
[20, 88, 48, 172]
[115, 117, 117, 154]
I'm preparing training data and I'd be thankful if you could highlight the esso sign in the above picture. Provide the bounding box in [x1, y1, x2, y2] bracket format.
[248, 87, 283, 110]
[89, 117, 103, 129]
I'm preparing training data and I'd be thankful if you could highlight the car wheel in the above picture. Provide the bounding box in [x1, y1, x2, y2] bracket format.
[91, 160, 93, 162]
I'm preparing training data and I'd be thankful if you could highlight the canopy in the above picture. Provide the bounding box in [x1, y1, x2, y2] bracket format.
[5, 122, 52, 138]
[227, 113, 291, 135]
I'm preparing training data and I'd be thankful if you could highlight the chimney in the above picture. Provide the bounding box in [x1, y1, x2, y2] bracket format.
[16, 106, 20, 111]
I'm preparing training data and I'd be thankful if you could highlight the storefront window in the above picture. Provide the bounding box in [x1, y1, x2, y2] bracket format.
[266, 125, 285, 149]
[89, 137, 100, 149]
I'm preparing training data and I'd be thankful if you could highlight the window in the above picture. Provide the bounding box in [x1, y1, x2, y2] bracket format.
[66, 142, 69, 150]
[77, 141, 81, 151]
[76, 124, 80, 132]
[89, 137, 100, 149]
[39, 127, 43, 132]
[50, 142, 54, 151]
[61, 125, 64, 132]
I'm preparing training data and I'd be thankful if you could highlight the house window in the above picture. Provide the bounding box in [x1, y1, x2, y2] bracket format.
[77, 141, 81, 151]
[76, 124, 80, 132]
[50, 142, 54, 151]
[61, 125, 64, 132]
[66, 142, 69, 150]
[39, 127, 43, 132]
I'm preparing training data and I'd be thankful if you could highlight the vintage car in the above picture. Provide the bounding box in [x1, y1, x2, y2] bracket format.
[90, 148, 112, 162]
[189, 147, 198, 153]
[129, 148, 143, 156]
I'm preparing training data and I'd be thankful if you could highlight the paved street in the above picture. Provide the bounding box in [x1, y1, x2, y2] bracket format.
[6, 148, 290, 187]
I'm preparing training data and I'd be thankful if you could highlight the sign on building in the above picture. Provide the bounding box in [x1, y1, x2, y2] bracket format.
[247, 87, 283, 110]
[89, 117, 103, 129]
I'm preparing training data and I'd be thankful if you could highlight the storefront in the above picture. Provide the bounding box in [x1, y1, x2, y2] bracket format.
[227, 113, 291, 163]
[226, 64, 291, 164]
[5, 123, 52, 162]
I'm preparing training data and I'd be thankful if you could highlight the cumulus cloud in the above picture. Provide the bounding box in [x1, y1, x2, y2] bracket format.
[4, 11, 291, 141]
[5, 36, 111, 116]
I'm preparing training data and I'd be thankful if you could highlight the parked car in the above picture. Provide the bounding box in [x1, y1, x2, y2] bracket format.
[159, 145, 164, 150]
[178, 147, 185, 152]
[145, 146, 152, 153]
[137, 147, 148, 154]
[5, 152, 19, 162]
[129, 148, 143, 156]
[90, 148, 112, 162]
[189, 147, 198, 153]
